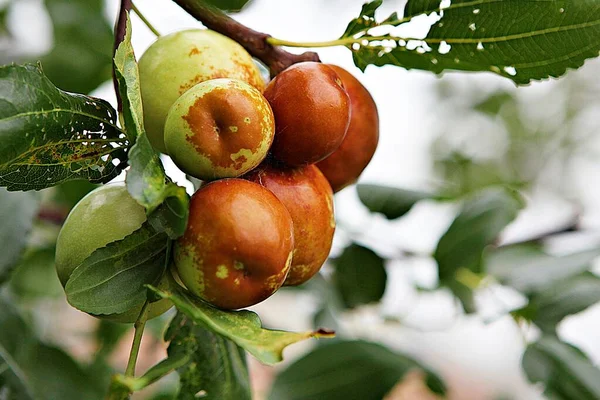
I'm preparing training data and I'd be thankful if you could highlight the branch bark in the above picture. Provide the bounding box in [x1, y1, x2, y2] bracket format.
[171, 0, 321, 77]
[113, 0, 133, 112]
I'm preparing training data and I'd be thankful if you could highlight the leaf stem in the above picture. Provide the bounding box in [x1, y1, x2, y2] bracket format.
[131, 2, 160, 37]
[125, 300, 150, 377]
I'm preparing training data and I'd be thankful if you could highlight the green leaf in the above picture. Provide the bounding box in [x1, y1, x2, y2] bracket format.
[436, 187, 523, 281]
[332, 244, 387, 309]
[344, 0, 600, 84]
[17, 343, 105, 400]
[357, 184, 434, 219]
[39, 0, 113, 94]
[269, 340, 445, 400]
[0, 63, 128, 191]
[435, 187, 522, 312]
[342, 0, 386, 38]
[523, 336, 600, 400]
[165, 313, 251, 400]
[488, 245, 600, 295]
[522, 273, 600, 333]
[115, 17, 189, 236]
[0, 189, 39, 283]
[65, 221, 168, 315]
[150, 284, 334, 365]
[403, 0, 440, 18]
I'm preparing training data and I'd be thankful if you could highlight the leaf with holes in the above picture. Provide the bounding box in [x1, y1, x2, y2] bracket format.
[150, 284, 334, 365]
[343, 0, 600, 84]
[165, 313, 251, 400]
[0, 63, 128, 191]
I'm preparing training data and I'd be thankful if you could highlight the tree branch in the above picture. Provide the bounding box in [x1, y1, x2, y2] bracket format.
[113, 0, 133, 112]
[171, 0, 321, 77]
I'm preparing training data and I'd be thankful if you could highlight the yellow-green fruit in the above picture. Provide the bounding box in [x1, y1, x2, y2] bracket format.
[55, 184, 172, 323]
[139, 29, 266, 153]
[164, 78, 275, 180]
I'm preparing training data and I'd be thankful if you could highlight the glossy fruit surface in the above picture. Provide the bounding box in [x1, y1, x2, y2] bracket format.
[55, 184, 172, 323]
[139, 29, 265, 153]
[263, 62, 350, 166]
[174, 179, 294, 309]
[317, 65, 380, 192]
[245, 164, 335, 286]
[164, 78, 274, 180]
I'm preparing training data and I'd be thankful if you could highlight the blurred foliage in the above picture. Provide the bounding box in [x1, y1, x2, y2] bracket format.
[39, 0, 113, 94]
[0, 189, 40, 283]
[269, 340, 445, 400]
[432, 61, 600, 198]
[332, 243, 387, 309]
[523, 336, 600, 400]
[0, 296, 105, 400]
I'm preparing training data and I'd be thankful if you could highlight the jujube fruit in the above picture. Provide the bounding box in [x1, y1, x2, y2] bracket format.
[55, 184, 172, 323]
[164, 78, 275, 180]
[244, 164, 335, 286]
[263, 62, 350, 166]
[174, 179, 294, 309]
[139, 29, 265, 153]
[317, 65, 379, 192]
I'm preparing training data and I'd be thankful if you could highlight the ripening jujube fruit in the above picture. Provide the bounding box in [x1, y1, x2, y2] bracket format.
[244, 163, 335, 286]
[173, 179, 294, 309]
[317, 65, 380, 192]
[164, 78, 275, 180]
[55, 184, 172, 323]
[138, 29, 265, 153]
[263, 62, 351, 166]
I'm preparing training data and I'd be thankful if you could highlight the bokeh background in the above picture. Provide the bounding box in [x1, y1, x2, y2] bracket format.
[3, 0, 600, 399]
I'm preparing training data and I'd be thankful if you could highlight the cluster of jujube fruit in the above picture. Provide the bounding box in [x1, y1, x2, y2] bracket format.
[55, 29, 378, 320]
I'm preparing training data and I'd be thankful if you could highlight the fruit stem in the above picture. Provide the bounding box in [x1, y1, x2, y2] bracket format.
[131, 2, 161, 36]
[125, 300, 150, 377]
[171, 0, 320, 77]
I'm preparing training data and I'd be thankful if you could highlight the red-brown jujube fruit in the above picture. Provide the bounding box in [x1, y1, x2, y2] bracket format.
[245, 164, 335, 286]
[173, 179, 294, 309]
[317, 65, 379, 192]
[263, 62, 350, 166]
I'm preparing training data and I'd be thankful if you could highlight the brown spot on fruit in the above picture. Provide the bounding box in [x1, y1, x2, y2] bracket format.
[173, 179, 294, 309]
[244, 163, 335, 286]
[189, 46, 201, 56]
[317, 65, 380, 192]
[165, 78, 275, 180]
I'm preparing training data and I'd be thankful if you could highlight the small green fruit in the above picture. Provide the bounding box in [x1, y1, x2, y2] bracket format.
[164, 78, 274, 180]
[55, 184, 172, 323]
[139, 29, 266, 153]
